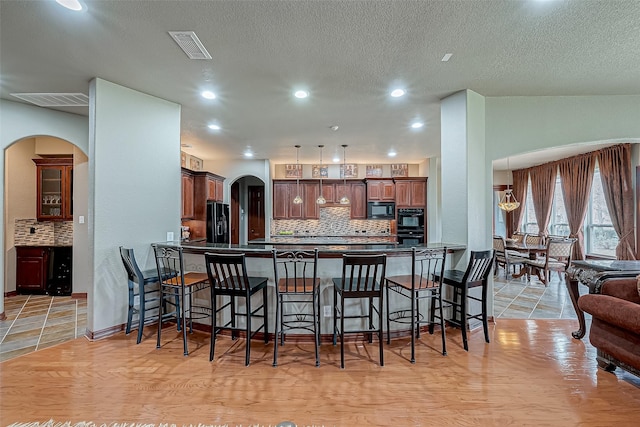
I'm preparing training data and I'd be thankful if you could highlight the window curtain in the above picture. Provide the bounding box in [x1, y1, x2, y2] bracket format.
[558, 153, 595, 260]
[597, 144, 636, 260]
[511, 168, 528, 232]
[529, 163, 557, 238]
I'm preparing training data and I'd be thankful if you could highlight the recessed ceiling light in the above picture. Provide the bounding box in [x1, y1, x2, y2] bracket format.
[390, 89, 406, 98]
[441, 53, 453, 62]
[388, 150, 397, 157]
[411, 122, 424, 129]
[333, 155, 340, 163]
[201, 91, 216, 100]
[244, 150, 253, 158]
[294, 90, 309, 99]
[56, 0, 84, 11]
[208, 124, 221, 130]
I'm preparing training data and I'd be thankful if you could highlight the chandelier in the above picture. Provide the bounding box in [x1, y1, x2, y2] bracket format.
[339, 144, 350, 204]
[316, 145, 326, 205]
[498, 158, 520, 212]
[293, 145, 303, 204]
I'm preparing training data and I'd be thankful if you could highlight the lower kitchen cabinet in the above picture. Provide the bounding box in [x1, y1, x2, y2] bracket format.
[16, 246, 72, 295]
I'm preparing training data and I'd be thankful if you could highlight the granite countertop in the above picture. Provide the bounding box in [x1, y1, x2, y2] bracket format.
[258, 236, 397, 245]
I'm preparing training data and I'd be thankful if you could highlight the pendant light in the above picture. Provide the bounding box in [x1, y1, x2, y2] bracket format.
[316, 145, 326, 205]
[339, 144, 350, 205]
[293, 145, 303, 205]
[498, 158, 520, 212]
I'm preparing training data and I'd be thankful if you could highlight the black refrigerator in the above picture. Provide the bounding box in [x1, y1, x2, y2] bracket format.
[207, 201, 230, 243]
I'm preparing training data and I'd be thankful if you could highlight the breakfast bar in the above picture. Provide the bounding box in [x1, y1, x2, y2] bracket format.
[158, 239, 466, 340]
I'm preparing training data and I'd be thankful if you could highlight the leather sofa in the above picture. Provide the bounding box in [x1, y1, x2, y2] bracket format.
[578, 275, 640, 377]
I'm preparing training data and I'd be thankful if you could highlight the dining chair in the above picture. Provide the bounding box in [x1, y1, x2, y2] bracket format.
[120, 246, 179, 344]
[153, 244, 210, 356]
[493, 236, 526, 277]
[332, 253, 387, 369]
[272, 248, 321, 367]
[386, 247, 447, 363]
[511, 232, 526, 243]
[524, 233, 545, 246]
[437, 250, 494, 351]
[205, 252, 269, 366]
[524, 237, 577, 285]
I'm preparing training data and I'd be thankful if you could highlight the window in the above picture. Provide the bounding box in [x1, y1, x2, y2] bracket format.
[519, 165, 618, 257]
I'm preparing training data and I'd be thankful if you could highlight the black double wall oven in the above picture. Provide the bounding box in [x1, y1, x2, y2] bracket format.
[397, 208, 425, 245]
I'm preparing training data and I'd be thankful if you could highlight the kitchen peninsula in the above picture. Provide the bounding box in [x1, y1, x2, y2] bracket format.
[159, 240, 466, 338]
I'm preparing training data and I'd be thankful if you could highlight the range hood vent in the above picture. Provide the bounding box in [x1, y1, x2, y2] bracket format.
[11, 93, 89, 107]
[168, 31, 212, 60]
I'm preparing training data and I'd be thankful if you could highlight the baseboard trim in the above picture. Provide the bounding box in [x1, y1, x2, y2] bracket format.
[71, 292, 87, 299]
[0, 311, 6, 321]
[4, 291, 18, 298]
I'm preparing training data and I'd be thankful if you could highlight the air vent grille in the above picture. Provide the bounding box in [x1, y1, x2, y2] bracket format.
[168, 31, 212, 60]
[11, 93, 89, 107]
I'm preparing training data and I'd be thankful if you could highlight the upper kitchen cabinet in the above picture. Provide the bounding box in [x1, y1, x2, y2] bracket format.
[350, 182, 367, 219]
[33, 158, 73, 221]
[272, 180, 318, 219]
[395, 178, 427, 207]
[366, 179, 395, 201]
[193, 171, 225, 219]
[181, 168, 195, 220]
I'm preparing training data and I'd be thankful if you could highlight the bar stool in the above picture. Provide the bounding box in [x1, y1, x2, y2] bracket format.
[153, 244, 210, 356]
[438, 250, 494, 351]
[272, 248, 321, 367]
[386, 247, 447, 363]
[205, 252, 269, 366]
[120, 246, 179, 344]
[332, 253, 386, 369]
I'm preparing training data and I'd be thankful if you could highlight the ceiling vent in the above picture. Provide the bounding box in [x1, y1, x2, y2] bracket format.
[168, 31, 212, 60]
[10, 93, 89, 107]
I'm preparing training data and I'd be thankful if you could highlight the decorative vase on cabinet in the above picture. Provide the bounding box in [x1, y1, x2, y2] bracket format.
[33, 158, 73, 222]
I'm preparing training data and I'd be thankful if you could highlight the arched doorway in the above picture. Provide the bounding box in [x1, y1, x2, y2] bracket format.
[229, 175, 266, 245]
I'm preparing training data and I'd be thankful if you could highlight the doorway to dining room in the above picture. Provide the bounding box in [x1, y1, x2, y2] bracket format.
[229, 175, 265, 245]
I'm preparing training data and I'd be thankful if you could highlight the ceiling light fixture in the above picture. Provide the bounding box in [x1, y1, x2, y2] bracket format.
[207, 124, 221, 130]
[411, 122, 424, 129]
[441, 53, 453, 62]
[201, 91, 216, 100]
[339, 144, 350, 205]
[244, 150, 253, 158]
[56, 0, 83, 11]
[388, 150, 397, 157]
[498, 158, 520, 212]
[316, 145, 326, 205]
[294, 90, 309, 99]
[390, 89, 406, 98]
[293, 145, 303, 205]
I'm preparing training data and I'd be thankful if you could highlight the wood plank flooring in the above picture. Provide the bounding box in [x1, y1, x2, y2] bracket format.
[1, 319, 639, 426]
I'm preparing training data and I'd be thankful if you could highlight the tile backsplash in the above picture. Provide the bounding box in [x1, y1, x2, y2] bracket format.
[271, 207, 391, 236]
[14, 218, 73, 246]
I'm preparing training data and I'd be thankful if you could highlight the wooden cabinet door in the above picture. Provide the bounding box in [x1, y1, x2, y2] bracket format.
[34, 158, 73, 222]
[272, 181, 290, 219]
[395, 181, 411, 207]
[335, 183, 351, 204]
[350, 182, 366, 219]
[410, 180, 426, 207]
[289, 182, 303, 219]
[63, 166, 73, 220]
[181, 172, 194, 219]
[16, 247, 49, 293]
[215, 179, 224, 202]
[303, 182, 320, 219]
[322, 183, 335, 203]
[381, 180, 396, 200]
[207, 178, 216, 200]
[367, 181, 382, 200]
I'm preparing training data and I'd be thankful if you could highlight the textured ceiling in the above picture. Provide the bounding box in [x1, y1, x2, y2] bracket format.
[1, 0, 639, 166]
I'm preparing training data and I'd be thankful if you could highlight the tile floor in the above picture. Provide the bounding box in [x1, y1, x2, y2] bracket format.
[0, 295, 87, 362]
[0, 269, 576, 362]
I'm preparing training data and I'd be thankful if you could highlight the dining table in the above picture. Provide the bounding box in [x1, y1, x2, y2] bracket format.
[505, 241, 549, 283]
[566, 259, 640, 339]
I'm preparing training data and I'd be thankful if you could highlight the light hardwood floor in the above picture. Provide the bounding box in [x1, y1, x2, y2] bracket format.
[1, 319, 639, 426]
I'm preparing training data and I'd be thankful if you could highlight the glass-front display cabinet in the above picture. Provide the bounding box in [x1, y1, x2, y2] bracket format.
[33, 157, 73, 221]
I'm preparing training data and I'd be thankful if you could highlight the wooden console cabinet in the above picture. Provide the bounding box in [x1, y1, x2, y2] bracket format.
[16, 246, 73, 295]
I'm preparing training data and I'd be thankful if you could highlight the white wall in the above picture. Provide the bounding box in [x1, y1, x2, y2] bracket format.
[0, 99, 88, 316]
[89, 78, 181, 334]
[486, 95, 640, 161]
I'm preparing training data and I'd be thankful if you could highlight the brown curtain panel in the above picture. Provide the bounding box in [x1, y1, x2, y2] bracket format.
[511, 168, 528, 232]
[558, 153, 594, 260]
[529, 163, 557, 237]
[598, 144, 636, 260]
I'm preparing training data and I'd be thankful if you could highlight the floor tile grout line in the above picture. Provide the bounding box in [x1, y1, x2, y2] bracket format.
[75, 298, 78, 339]
[35, 296, 55, 351]
[0, 295, 31, 345]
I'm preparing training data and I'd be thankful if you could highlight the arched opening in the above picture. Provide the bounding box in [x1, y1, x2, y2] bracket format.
[2, 134, 89, 348]
[229, 175, 266, 245]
